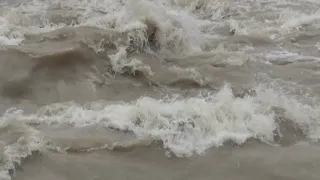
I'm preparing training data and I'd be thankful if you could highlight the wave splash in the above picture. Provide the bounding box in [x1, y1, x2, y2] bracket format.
[1, 0, 320, 180]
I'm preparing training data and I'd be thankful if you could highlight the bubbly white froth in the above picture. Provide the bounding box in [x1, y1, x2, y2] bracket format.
[1, 0, 320, 179]
[0, 0, 318, 57]
[1, 84, 318, 159]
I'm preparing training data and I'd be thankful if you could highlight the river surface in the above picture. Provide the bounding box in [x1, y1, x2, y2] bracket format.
[0, 0, 320, 180]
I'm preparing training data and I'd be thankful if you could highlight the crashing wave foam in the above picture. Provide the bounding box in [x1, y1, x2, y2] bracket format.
[2, 84, 319, 158]
[0, 110, 48, 180]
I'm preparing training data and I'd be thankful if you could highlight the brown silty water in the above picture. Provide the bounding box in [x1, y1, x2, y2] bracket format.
[0, 0, 320, 180]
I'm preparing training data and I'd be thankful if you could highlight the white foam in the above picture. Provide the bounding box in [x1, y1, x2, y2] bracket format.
[0, 0, 320, 178]
[108, 47, 153, 75]
[263, 50, 300, 62]
[0, 0, 215, 55]
[280, 10, 320, 31]
[259, 50, 320, 63]
[0, 0, 65, 45]
[5, 84, 319, 157]
[0, 111, 48, 180]
[0, 0, 319, 56]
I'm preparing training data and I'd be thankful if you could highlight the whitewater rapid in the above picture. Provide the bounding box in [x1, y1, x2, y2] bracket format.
[0, 0, 320, 180]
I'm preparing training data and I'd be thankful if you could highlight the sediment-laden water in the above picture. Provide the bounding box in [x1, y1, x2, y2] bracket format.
[0, 0, 320, 179]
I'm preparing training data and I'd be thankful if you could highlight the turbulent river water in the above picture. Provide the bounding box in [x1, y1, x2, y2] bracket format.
[1, 0, 320, 179]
